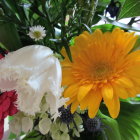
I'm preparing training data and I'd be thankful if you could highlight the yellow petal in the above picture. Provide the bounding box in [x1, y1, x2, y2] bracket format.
[75, 31, 90, 49]
[61, 48, 72, 67]
[88, 90, 102, 118]
[62, 67, 74, 86]
[66, 96, 76, 106]
[80, 94, 90, 110]
[63, 84, 78, 98]
[116, 77, 133, 88]
[101, 84, 113, 100]
[77, 84, 93, 101]
[127, 65, 140, 78]
[103, 93, 120, 118]
[71, 101, 79, 113]
[113, 84, 129, 99]
[127, 88, 137, 97]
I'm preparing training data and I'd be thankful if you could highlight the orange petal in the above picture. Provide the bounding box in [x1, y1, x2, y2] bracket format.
[61, 48, 72, 67]
[103, 93, 120, 118]
[71, 100, 79, 113]
[113, 84, 129, 99]
[88, 90, 102, 118]
[77, 84, 93, 101]
[66, 96, 76, 106]
[63, 84, 78, 98]
[115, 77, 133, 88]
[62, 67, 74, 86]
[101, 84, 113, 100]
[80, 94, 90, 110]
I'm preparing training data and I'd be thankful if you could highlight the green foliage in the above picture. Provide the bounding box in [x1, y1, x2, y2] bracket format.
[91, 24, 117, 32]
[132, 36, 140, 51]
[8, 133, 17, 140]
[1, 1, 140, 140]
[0, 0, 108, 59]
[23, 130, 46, 140]
[118, 0, 140, 19]
[100, 16, 140, 32]
[100, 102, 140, 140]
[0, 22, 22, 51]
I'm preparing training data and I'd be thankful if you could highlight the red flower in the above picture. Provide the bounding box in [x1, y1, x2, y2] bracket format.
[0, 91, 18, 140]
[0, 48, 18, 140]
[0, 119, 4, 140]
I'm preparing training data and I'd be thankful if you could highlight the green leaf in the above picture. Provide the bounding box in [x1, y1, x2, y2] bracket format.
[118, 0, 140, 19]
[100, 102, 140, 140]
[98, 112, 121, 140]
[98, 0, 125, 7]
[132, 36, 140, 51]
[0, 22, 22, 51]
[117, 102, 140, 140]
[23, 130, 43, 140]
[91, 24, 116, 32]
[100, 16, 140, 32]
[8, 133, 17, 139]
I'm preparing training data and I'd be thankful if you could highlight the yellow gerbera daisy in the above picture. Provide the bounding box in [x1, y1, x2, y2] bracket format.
[62, 28, 140, 119]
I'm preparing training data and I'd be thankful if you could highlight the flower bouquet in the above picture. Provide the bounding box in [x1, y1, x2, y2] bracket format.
[0, 0, 140, 140]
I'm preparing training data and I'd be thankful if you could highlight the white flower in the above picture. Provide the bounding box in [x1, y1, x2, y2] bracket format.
[39, 117, 52, 135]
[28, 25, 46, 41]
[22, 117, 33, 133]
[0, 45, 64, 116]
[46, 92, 68, 120]
[9, 115, 22, 135]
[9, 112, 33, 135]
[60, 133, 70, 140]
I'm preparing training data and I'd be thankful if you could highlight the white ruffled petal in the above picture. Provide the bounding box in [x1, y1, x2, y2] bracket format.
[0, 45, 63, 115]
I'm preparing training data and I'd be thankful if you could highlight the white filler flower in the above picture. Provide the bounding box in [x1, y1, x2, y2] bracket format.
[28, 25, 46, 41]
[9, 112, 33, 135]
[0, 45, 66, 117]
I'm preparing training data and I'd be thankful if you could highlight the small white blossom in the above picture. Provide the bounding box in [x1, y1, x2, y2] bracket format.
[39, 117, 52, 135]
[60, 133, 70, 140]
[9, 112, 33, 135]
[28, 25, 46, 41]
[22, 117, 33, 133]
[9, 117, 22, 135]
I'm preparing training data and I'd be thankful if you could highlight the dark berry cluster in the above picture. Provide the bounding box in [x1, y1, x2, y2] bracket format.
[85, 117, 101, 132]
[106, 0, 121, 18]
[59, 106, 74, 124]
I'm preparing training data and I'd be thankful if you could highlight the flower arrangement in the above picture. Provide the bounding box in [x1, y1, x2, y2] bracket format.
[0, 0, 140, 140]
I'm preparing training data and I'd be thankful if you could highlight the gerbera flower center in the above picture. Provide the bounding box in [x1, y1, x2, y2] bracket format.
[92, 63, 112, 80]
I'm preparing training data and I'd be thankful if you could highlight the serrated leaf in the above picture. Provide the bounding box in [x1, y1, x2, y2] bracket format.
[118, 0, 140, 19]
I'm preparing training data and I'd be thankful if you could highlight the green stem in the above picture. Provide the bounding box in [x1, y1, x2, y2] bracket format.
[87, 0, 98, 27]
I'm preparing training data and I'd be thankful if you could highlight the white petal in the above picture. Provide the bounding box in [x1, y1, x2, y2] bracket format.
[60, 133, 70, 140]
[39, 118, 52, 135]
[22, 117, 33, 133]
[9, 119, 22, 135]
[0, 45, 62, 115]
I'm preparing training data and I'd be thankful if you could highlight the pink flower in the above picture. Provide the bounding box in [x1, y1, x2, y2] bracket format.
[0, 91, 18, 140]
